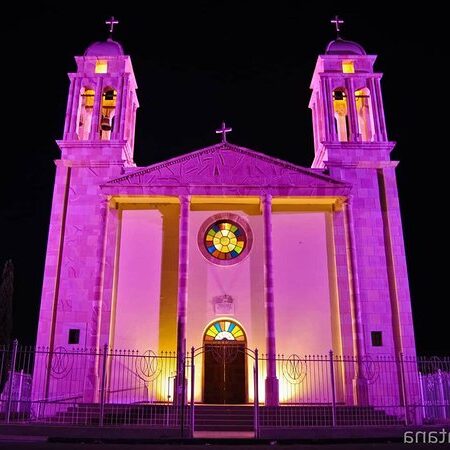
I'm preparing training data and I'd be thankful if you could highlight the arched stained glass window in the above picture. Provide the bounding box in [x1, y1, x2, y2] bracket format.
[204, 320, 245, 341]
[198, 213, 253, 266]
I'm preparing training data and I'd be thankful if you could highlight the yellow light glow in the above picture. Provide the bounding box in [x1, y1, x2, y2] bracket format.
[84, 89, 95, 107]
[191, 196, 260, 204]
[110, 196, 180, 208]
[102, 89, 117, 108]
[109, 195, 345, 213]
[342, 61, 355, 73]
[271, 197, 342, 206]
[95, 60, 108, 73]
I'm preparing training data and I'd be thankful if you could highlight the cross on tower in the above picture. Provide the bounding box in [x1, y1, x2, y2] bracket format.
[330, 15, 344, 38]
[215, 122, 232, 143]
[105, 16, 119, 35]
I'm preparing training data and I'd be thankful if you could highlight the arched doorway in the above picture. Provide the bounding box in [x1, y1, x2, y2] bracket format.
[203, 319, 247, 404]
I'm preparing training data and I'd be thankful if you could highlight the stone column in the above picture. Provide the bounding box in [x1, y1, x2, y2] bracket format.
[261, 194, 279, 406]
[63, 76, 76, 138]
[375, 77, 388, 141]
[343, 196, 368, 405]
[86, 197, 109, 403]
[111, 76, 125, 140]
[67, 77, 82, 139]
[89, 78, 104, 140]
[368, 77, 383, 141]
[117, 75, 130, 139]
[175, 195, 190, 404]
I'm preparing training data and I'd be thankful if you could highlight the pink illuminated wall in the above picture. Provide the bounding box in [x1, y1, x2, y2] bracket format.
[272, 212, 333, 357]
[113, 210, 163, 351]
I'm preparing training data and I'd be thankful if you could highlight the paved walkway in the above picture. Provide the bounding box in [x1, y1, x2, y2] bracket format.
[0, 438, 448, 449]
[1, 424, 449, 448]
[194, 431, 254, 438]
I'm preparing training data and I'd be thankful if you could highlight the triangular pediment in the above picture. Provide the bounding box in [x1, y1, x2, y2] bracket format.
[104, 143, 348, 193]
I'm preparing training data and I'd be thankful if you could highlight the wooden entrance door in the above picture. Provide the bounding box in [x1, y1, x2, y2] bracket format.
[203, 343, 246, 404]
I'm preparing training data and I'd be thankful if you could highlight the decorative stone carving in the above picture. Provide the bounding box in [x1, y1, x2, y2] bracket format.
[102, 143, 351, 197]
[213, 294, 235, 315]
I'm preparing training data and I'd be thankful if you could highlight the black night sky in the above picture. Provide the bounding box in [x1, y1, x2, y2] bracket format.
[1, 2, 447, 355]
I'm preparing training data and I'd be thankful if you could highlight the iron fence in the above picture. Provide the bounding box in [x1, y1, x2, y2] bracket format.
[1, 341, 449, 431]
[0, 341, 189, 433]
[258, 352, 450, 427]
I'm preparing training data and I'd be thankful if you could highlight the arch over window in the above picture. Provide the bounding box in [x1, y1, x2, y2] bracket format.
[100, 87, 117, 140]
[332, 88, 349, 142]
[204, 320, 246, 342]
[355, 87, 374, 142]
[76, 87, 95, 140]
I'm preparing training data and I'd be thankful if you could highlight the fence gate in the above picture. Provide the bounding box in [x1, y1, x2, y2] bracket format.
[188, 344, 259, 436]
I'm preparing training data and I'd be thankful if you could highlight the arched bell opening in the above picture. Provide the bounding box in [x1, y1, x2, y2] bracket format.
[333, 87, 349, 142]
[355, 87, 375, 142]
[100, 87, 117, 140]
[76, 87, 95, 140]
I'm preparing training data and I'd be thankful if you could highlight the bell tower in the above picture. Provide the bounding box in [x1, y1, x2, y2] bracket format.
[36, 20, 139, 380]
[309, 36, 388, 167]
[308, 22, 417, 365]
[61, 29, 138, 162]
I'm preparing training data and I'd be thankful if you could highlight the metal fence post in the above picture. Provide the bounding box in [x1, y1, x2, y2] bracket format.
[99, 344, 108, 427]
[329, 350, 337, 427]
[180, 357, 186, 437]
[437, 370, 446, 420]
[253, 365, 257, 436]
[6, 339, 18, 424]
[254, 348, 259, 438]
[190, 347, 195, 438]
[399, 352, 409, 426]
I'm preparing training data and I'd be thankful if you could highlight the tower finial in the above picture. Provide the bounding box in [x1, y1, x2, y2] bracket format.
[105, 16, 119, 37]
[215, 122, 232, 143]
[330, 15, 344, 39]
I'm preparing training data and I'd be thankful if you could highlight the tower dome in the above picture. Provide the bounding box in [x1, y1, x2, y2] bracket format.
[325, 38, 366, 55]
[84, 38, 124, 56]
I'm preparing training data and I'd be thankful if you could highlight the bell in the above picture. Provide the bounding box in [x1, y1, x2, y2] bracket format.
[101, 116, 111, 131]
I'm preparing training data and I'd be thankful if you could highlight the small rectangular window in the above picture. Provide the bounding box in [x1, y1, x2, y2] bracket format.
[371, 331, 383, 347]
[342, 61, 355, 73]
[95, 60, 108, 74]
[68, 329, 80, 345]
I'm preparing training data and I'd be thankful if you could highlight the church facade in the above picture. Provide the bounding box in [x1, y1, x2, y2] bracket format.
[34, 33, 416, 406]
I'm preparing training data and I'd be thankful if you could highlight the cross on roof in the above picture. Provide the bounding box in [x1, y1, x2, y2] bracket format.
[215, 122, 232, 143]
[105, 16, 119, 35]
[330, 15, 344, 38]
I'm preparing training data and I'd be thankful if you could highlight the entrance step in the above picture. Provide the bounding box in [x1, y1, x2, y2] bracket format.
[47, 403, 404, 429]
[47, 404, 180, 426]
[259, 406, 405, 426]
[194, 405, 254, 431]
